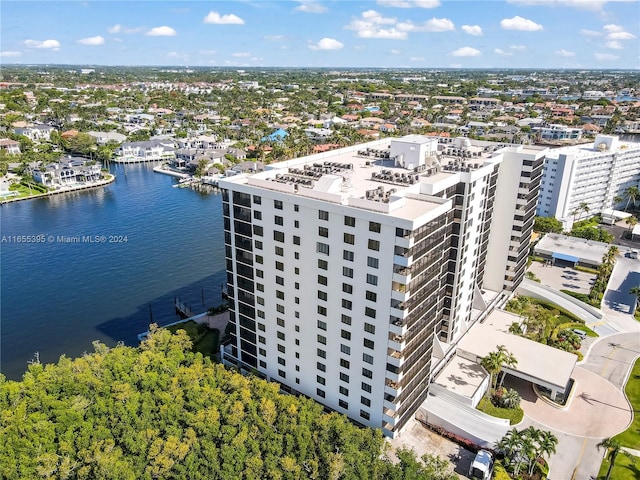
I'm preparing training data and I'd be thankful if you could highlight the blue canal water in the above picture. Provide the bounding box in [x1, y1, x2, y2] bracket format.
[0, 164, 227, 380]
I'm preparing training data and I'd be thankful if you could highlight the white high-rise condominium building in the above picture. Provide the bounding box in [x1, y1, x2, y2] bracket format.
[537, 134, 640, 227]
[219, 135, 546, 437]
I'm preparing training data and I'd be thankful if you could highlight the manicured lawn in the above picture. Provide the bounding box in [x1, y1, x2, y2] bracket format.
[597, 451, 639, 480]
[166, 320, 220, 358]
[7, 182, 47, 199]
[476, 397, 524, 425]
[613, 358, 640, 448]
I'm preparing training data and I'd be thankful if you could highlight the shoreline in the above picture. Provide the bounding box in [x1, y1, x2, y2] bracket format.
[0, 174, 116, 204]
[152, 164, 191, 179]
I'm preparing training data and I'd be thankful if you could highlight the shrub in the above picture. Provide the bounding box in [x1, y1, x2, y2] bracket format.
[560, 289, 595, 305]
[477, 397, 524, 425]
[574, 265, 599, 274]
[493, 461, 511, 480]
[492, 388, 522, 409]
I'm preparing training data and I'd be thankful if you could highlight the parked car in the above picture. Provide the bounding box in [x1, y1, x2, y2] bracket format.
[629, 250, 638, 259]
[468, 449, 493, 480]
[572, 329, 587, 340]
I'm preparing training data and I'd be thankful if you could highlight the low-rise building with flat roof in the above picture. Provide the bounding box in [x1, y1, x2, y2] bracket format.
[534, 233, 610, 267]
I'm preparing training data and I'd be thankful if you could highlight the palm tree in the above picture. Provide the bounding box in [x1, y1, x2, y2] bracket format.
[497, 345, 518, 389]
[537, 430, 558, 461]
[623, 186, 639, 212]
[501, 388, 521, 409]
[495, 428, 521, 468]
[629, 286, 640, 311]
[571, 201, 590, 224]
[625, 215, 637, 234]
[481, 350, 503, 396]
[597, 437, 621, 480]
[613, 195, 623, 207]
[481, 345, 518, 395]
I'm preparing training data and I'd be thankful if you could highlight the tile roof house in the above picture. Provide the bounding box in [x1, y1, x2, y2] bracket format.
[0, 138, 21, 154]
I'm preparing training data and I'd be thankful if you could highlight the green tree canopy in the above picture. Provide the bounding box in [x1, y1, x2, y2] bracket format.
[0, 326, 454, 480]
[533, 216, 563, 234]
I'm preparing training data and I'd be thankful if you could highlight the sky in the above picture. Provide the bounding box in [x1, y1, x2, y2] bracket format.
[1, 0, 639, 69]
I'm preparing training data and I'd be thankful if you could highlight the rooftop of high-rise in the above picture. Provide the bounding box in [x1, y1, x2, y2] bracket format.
[221, 135, 542, 221]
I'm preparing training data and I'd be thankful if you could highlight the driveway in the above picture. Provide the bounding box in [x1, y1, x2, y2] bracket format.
[528, 262, 595, 294]
[515, 332, 639, 480]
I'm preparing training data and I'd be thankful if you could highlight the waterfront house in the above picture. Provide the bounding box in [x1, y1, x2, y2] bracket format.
[32, 157, 102, 188]
[115, 140, 175, 163]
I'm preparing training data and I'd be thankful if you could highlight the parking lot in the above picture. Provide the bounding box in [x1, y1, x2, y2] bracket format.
[527, 261, 596, 294]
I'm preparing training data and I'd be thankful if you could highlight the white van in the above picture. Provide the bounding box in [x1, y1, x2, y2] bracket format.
[629, 250, 638, 259]
[468, 450, 493, 480]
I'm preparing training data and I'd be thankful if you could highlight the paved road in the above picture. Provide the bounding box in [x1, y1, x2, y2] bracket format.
[391, 252, 640, 480]
[519, 254, 640, 480]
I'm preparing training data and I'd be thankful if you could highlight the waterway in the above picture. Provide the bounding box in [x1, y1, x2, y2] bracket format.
[0, 164, 226, 380]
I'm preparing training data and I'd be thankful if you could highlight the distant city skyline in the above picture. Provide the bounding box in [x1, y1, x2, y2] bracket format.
[1, 0, 638, 69]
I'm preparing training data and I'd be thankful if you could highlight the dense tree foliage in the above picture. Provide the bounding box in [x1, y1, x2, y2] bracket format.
[533, 216, 563, 234]
[0, 327, 454, 480]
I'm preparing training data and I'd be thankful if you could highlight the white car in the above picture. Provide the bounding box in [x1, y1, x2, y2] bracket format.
[469, 450, 493, 480]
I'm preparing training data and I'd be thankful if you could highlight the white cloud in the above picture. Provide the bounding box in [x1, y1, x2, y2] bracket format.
[461, 25, 483, 36]
[452, 46, 481, 57]
[0, 51, 21, 57]
[500, 16, 543, 31]
[199, 49, 216, 55]
[555, 48, 575, 56]
[77, 35, 105, 46]
[203, 11, 245, 25]
[362, 9, 396, 23]
[294, 1, 328, 13]
[608, 31, 636, 40]
[146, 26, 177, 36]
[390, 49, 401, 54]
[107, 24, 144, 34]
[603, 24, 624, 32]
[580, 29, 601, 37]
[606, 40, 624, 49]
[378, 0, 412, 5]
[595, 52, 619, 60]
[232, 52, 251, 57]
[413, 0, 441, 7]
[24, 39, 61, 50]
[345, 10, 407, 39]
[398, 18, 455, 32]
[410, 56, 425, 61]
[309, 37, 344, 50]
[506, 0, 613, 11]
[377, 0, 441, 7]
[494, 48, 512, 56]
[423, 18, 455, 32]
[510, 45, 527, 50]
